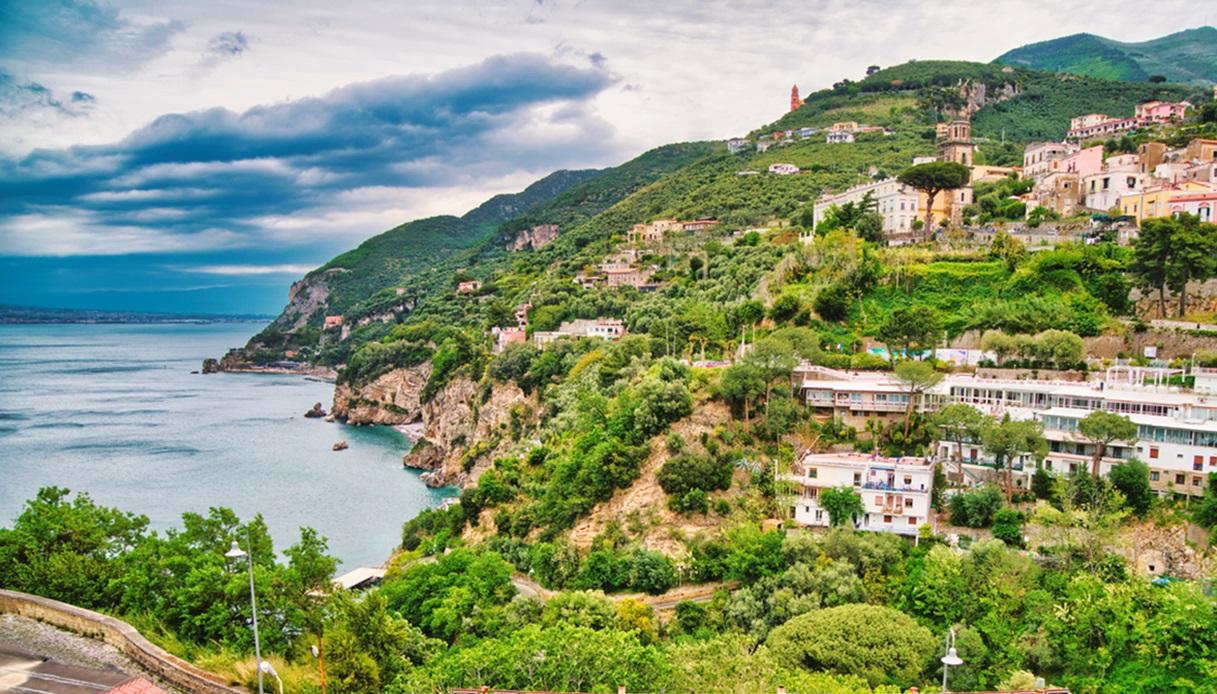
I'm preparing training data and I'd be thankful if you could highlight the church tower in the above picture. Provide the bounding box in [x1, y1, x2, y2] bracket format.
[936, 116, 976, 167]
[790, 84, 802, 112]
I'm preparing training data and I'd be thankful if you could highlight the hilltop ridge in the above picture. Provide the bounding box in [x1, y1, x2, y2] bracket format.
[995, 26, 1217, 84]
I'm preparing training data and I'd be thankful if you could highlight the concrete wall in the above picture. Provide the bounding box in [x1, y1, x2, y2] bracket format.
[0, 589, 247, 694]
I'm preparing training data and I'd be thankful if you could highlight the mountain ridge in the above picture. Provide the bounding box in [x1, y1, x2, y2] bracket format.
[995, 26, 1217, 84]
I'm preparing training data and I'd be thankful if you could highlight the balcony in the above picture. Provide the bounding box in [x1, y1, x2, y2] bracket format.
[861, 481, 924, 492]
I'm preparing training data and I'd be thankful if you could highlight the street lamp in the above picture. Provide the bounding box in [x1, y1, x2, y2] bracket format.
[260, 660, 284, 694]
[226, 531, 264, 694]
[940, 628, 963, 693]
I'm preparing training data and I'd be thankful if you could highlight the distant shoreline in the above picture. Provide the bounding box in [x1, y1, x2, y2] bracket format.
[0, 305, 273, 325]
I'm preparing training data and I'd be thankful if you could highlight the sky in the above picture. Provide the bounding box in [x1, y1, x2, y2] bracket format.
[0, 1, 1208, 315]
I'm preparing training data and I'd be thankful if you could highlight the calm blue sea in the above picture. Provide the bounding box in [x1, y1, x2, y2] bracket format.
[0, 323, 450, 570]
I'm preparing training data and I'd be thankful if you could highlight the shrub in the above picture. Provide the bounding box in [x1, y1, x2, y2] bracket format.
[991, 508, 1024, 547]
[948, 486, 1003, 527]
[766, 604, 937, 686]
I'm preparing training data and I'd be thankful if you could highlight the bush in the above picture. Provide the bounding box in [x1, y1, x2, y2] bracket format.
[765, 604, 937, 686]
[1109, 459, 1153, 516]
[991, 508, 1024, 547]
[814, 283, 852, 322]
[948, 486, 1003, 527]
[671, 488, 710, 515]
[657, 453, 733, 497]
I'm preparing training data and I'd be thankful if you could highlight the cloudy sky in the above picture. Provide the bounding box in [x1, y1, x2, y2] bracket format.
[0, 0, 1205, 314]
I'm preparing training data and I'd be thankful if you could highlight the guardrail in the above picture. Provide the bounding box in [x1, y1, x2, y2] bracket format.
[0, 589, 247, 694]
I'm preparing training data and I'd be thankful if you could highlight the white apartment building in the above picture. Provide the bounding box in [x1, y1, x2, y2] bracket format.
[799, 365, 1217, 497]
[784, 452, 934, 536]
[1083, 170, 1146, 211]
[812, 178, 920, 236]
[1023, 142, 1080, 180]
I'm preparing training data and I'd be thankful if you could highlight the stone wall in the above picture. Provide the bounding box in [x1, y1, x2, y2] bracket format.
[0, 589, 246, 694]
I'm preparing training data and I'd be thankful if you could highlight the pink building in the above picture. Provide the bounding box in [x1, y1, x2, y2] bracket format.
[1135, 100, 1191, 123]
[323, 315, 344, 329]
[1169, 190, 1217, 223]
[1054, 145, 1104, 178]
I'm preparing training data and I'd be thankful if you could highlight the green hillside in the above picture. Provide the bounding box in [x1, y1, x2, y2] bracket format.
[995, 26, 1217, 84]
[313, 168, 599, 315]
[766, 60, 1202, 143]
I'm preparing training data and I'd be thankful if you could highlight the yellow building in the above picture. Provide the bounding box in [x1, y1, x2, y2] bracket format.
[1120, 181, 1213, 223]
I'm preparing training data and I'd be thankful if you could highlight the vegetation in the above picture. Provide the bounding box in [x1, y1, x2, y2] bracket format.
[994, 27, 1217, 84]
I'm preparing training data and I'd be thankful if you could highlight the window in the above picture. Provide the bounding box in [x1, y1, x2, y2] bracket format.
[908, 517, 918, 525]
[903, 475, 912, 485]
[1195, 456, 1204, 471]
[1151, 471, 1160, 481]
[1210, 456, 1217, 466]
[905, 497, 914, 507]
[808, 468, 817, 478]
[1150, 447, 1159, 459]
[1176, 474, 1186, 484]
[1195, 477, 1203, 487]
[853, 472, 862, 485]
[883, 515, 893, 523]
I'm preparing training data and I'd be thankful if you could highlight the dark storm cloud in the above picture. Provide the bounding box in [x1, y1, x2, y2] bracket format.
[0, 0, 183, 70]
[0, 53, 621, 256]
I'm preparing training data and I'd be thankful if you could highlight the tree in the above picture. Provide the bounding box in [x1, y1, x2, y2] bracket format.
[989, 229, 1027, 270]
[719, 361, 765, 422]
[1165, 215, 1217, 317]
[819, 487, 863, 528]
[981, 417, 1047, 501]
[980, 330, 1017, 365]
[1077, 411, 1138, 478]
[948, 486, 1004, 527]
[892, 360, 943, 437]
[877, 306, 942, 361]
[991, 508, 1024, 547]
[1195, 473, 1217, 529]
[897, 162, 971, 233]
[1132, 214, 1217, 318]
[1035, 329, 1084, 369]
[766, 604, 937, 686]
[814, 283, 852, 322]
[741, 337, 798, 416]
[1109, 458, 1153, 515]
[931, 404, 988, 485]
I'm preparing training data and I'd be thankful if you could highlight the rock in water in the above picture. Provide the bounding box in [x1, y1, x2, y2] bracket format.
[201, 358, 221, 374]
[304, 402, 327, 418]
[332, 440, 348, 451]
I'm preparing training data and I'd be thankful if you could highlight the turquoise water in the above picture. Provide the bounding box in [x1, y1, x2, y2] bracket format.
[0, 323, 451, 570]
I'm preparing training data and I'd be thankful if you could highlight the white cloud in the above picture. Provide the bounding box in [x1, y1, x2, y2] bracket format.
[0, 211, 245, 256]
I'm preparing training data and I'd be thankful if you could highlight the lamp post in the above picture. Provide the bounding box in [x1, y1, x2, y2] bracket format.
[226, 531, 264, 694]
[940, 627, 963, 693]
[260, 660, 284, 694]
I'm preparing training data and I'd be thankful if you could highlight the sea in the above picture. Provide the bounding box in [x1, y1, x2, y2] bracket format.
[0, 322, 452, 570]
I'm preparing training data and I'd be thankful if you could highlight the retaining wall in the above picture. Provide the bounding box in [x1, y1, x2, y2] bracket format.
[0, 589, 247, 694]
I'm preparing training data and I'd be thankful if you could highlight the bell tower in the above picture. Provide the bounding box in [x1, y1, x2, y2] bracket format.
[790, 84, 802, 112]
[936, 116, 976, 167]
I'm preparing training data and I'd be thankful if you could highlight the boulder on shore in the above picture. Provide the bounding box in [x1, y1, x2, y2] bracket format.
[304, 402, 327, 418]
[332, 440, 348, 451]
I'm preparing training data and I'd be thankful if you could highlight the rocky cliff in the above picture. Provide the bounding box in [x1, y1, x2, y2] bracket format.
[331, 362, 433, 424]
[334, 365, 538, 488]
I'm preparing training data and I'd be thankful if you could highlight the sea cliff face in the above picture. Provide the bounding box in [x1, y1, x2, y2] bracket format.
[331, 362, 432, 424]
[334, 365, 537, 488]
